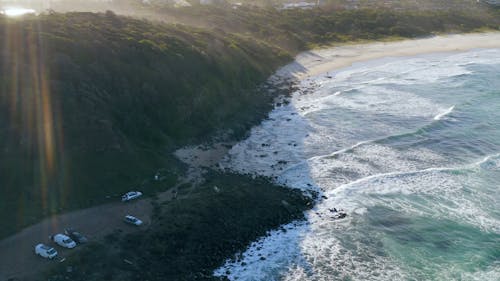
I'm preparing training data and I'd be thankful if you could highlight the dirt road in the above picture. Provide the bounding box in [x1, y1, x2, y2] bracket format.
[0, 143, 227, 281]
[0, 193, 169, 281]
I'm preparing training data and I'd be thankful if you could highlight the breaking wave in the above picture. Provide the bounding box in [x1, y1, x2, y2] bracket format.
[216, 48, 500, 281]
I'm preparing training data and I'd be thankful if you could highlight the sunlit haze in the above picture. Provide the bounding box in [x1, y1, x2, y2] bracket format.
[0, 1, 499, 280]
[1, 7, 36, 16]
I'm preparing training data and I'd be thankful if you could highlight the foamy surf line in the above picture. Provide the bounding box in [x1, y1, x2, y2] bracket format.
[215, 37, 500, 281]
[434, 105, 455, 120]
[274, 32, 500, 81]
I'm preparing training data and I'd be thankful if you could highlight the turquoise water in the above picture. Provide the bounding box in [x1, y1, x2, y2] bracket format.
[216, 49, 500, 280]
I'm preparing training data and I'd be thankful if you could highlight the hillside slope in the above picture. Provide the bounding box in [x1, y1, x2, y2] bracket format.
[0, 3, 499, 280]
[0, 3, 499, 238]
[0, 12, 289, 238]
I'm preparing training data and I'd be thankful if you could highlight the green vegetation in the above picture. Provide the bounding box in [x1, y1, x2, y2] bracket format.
[0, 2, 499, 278]
[0, 11, 289, 238]
[155, 3, 500, 53]
[0, 0, 499, 244]
[44, 173, 313, 281]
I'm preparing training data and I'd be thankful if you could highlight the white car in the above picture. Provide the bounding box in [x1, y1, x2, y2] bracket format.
[35, 243, 58, 259]
[121, 191, 143, 202]
[51, 234, 77, 249]
[124, 215, 143, 226]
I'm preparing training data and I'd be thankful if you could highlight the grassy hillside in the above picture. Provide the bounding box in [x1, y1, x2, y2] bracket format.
[0, 0, 499, 239]
[154, 4, 500, 53]
[0, 11, 289, 238]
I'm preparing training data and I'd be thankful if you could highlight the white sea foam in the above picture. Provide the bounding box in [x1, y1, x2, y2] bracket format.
[434, 105, 456, 120]
[321, 161, 500, 233]
[217, 153, 500, 280]
[445, 264, 500, 281]
[476, 153, 500, 170]
[214, 221, 310, 281]
[215, 49, 500, 281]
[221, 84, 446, 182]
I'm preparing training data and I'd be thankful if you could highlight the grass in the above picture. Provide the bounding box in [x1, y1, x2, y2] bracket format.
[0, 149, 180, 239]
[44, 172, 313, 281]
[0, 3, 498, 280]
[0, 11, 287, 239]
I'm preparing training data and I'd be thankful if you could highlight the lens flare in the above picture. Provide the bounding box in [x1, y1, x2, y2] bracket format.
[1, 16, 65, 225]
[1, 8, 36, 17]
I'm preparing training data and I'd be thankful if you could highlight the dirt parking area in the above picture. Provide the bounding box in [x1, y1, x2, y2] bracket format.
[0, 196, 159, 281]
[0, 143, 220, 281]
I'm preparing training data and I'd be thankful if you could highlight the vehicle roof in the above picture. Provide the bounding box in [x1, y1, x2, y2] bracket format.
[37, 244, 52, 250]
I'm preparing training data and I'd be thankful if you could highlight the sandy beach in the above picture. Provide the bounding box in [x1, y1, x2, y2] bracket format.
[275, 32, 500, 80]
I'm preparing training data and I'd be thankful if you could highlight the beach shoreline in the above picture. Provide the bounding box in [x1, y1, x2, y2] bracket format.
[275, 32, 500, 81]
[222, 31, 500, 194]
[214, 32, 500, 281]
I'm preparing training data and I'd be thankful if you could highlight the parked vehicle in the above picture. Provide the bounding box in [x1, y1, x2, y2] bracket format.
[35, 244, 58, 259]
[64, 228, 88, 244]
[121, 191, 143, 202]
[50, 234, 77, 249]
[124, 215, 143, 226]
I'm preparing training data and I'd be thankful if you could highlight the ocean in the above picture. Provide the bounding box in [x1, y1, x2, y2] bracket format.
[214, 49, 500, 281]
